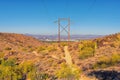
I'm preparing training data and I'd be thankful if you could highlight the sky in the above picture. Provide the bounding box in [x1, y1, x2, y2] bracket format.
[0, 0, 120, 35]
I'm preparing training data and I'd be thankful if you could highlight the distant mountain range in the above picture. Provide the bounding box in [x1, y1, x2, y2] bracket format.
[25, 34, 104, 41]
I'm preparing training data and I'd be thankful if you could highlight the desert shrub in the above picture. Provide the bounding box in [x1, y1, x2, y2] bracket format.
[56, 63, 80, 80]
[27, 46, 35, 52]
[0, 58, 22, 80]
[79, 40, 97, 50]
[36, 73, 49, 80]
[22, 48, 27, 52]
[79, 40, 97, 59]
[79, 47, 94, 59]
[61, 42, 68, 46]
[18, 61, 39, 80]
[27, 45, 32, 48]
[0, 58, 38, 80]
[19, 61, 35, 74]
[36, 46, 46, 53]
[32, 72, 57, 80]
[0, 52, 4, 59]
[93, 56, 110, 69]
[36, 46, 57, 54]
[27, 47, 34, 52]
[93, 54, 120, 69]
[0, 65, 16, 80]
[110, 41, 120, 48]
[1, 58, 16, 67]
[47, 46, 57, 52]
[0, 57, 57, 80]
[4, 47, 12, 50]
[111, 54, 120, 64]
[116, 33, 120, 41]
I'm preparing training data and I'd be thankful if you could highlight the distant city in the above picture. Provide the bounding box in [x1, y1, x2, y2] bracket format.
[26, 34, 104, 41]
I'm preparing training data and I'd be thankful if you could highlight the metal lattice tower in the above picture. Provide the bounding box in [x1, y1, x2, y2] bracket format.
[57, 18, 70, 42]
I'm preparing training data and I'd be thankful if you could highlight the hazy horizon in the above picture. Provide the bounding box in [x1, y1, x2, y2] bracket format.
[0, 31, 107, 35]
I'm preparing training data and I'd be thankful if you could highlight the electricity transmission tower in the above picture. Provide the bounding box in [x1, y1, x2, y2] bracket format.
[55, 18, 70, 42]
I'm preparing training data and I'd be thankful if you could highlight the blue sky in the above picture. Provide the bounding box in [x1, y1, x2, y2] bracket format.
[0, 0, 120, 35]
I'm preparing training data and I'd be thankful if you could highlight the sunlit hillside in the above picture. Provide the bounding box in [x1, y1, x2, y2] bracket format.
[0, 32, 120, 80]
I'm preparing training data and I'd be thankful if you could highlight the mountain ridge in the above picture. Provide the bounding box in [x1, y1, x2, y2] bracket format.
[25, 34, 104, 41]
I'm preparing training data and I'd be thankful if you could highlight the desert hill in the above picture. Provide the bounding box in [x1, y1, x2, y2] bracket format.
[0, 32, 43, 46]
[0, 32, 120, 80]
[0, 33, 44, 53]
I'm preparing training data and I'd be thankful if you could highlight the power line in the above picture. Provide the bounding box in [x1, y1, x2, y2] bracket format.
[55, 18, 70, 42]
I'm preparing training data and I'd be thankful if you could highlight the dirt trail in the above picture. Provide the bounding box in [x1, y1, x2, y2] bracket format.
[64, 46, 73, 66]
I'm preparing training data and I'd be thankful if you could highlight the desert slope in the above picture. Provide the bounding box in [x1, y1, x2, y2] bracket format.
[0, 32, 120, 80]
[0, 32, 44, 52]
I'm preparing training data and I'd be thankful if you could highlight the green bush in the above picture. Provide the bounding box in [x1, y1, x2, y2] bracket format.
[47, 47, 57, 52]
[93, 54, 120, 69]
[0, 57, 57, 80]
[79, 40, 96, 59]
[19, 61, 35, 74]
[0, 58, 38, 80]
[111, 54, 120, 64]
[61, 42, 68, 46]
[36, 46, 57, 53]
[2, 58, 16, 67]
[0, 58, 21, 80]
[56, 63, 80, 80]
[36, 46, 46, 53]
[79, 47, 94, 59]
[0, 52, 4, 59]
[79, 40, 97, 50]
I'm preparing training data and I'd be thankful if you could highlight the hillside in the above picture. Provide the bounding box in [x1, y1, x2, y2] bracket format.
[0, 33, 44, 52]
[0, 32, 120, 80]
